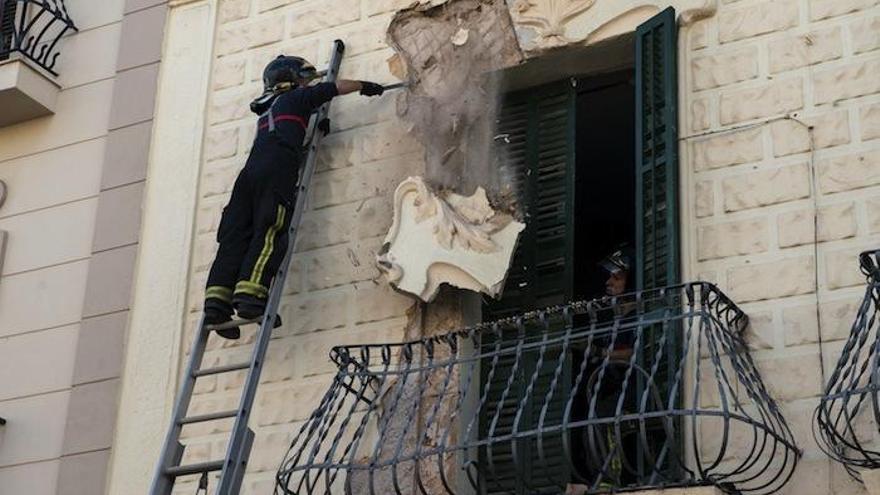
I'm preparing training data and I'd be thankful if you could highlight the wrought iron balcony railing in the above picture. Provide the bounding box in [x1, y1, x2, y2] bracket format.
[0, 0, 77, 75]
[276, 283, 800, 495]
[815, 249, 880, 480]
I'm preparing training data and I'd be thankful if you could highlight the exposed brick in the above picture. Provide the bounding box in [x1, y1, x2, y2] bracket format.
[691, 127, 763, 171]
[289, 0, 362, 38]
[770, 111, 850, 156]
[218, 0, 250, 24]
[867, 196, 880, 233]
[216, 17, 285, 57]
[204, 127, 240, 161]
[691, 98, 711, 132]
[722, 164, 810, 212]
[814, 59, 880, 105]
[768, 27, 843, 73]
[756, 351, 822, 400]
[809, 0, 879, 21]
[354, 281, 415, 324]
[777, 202, 857, 247]
[720, 78, 803, 125]
[697, 217, 769, 260]
[783, 304, 820, 346]
[718, 0, 798, 43]
[727, 256, 815, 302]
[818, 149, 880, 194]
[696, 180, 714, 218]
[826, 247, 870, 289]
[691, 47, 759, 90]
[213, 56, 246, 90]
[851, 15, 880, 54]
[861, 102, 880, 141]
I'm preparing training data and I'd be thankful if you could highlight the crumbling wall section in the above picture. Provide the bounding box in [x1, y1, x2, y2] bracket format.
[387, 0, 523, 200]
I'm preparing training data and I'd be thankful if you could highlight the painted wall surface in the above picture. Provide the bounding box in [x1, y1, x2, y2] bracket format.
[108, 0, 880, 494]
[0, 1, 126, 493]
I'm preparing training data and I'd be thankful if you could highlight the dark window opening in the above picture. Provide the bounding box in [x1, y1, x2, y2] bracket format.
[479, 7, 679, 494]
[0, 0, 17, 60]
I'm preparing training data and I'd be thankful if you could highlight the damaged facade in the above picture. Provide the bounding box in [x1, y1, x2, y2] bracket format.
[2, 0, 880, 494]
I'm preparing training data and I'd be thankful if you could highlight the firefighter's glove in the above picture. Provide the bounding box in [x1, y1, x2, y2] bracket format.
[359, 81, 385, 97]
[317, 118, 331, 136]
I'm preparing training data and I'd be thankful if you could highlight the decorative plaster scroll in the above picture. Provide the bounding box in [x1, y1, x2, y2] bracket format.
[377, 176, 525, 302]
[509, 0, 719, 54]
[511, 0, 596, 48]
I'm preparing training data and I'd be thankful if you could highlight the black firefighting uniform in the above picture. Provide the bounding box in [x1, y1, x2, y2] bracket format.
[205, 82, 339, 304]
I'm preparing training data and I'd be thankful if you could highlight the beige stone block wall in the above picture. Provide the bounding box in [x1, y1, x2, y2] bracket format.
[174, 0, 421, 491]
[682, 1, 880, 493]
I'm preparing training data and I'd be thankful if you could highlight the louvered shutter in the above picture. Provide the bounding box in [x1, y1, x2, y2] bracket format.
[634, 7, 682, 483]
[0, 0, 17, 60]
[635, 6, 680, 291]
[481, 80, 576, 494]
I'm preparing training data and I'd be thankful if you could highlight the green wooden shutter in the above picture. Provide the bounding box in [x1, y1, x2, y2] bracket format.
[635, 7, 680, 291]
[634, 7, 683, 484]
[481, 80, 576, 494]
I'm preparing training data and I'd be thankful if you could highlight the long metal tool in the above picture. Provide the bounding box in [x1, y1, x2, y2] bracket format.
[149, 39, 346, 495]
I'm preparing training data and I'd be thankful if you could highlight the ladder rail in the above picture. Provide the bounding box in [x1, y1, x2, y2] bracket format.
[214, 38, 346, 495]
[149, 39, 346, 495]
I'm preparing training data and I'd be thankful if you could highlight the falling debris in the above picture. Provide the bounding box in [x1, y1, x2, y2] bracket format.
[387, 0, 523, 200]
[377, 176, 524, 302]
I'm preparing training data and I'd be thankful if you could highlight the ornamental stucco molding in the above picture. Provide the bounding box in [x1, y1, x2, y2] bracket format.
[377, 176, 525, 303]
[509, 0, 718, 53]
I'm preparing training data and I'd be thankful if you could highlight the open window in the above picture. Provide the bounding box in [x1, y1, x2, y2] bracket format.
[479, 7, 679, 494]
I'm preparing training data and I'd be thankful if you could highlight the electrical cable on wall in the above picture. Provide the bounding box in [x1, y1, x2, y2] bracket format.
[679, 113, 826, 384]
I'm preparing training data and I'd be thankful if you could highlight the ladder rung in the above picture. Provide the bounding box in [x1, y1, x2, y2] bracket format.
[178, 410, 238, 425]
[165, 459, 225, 477]
[205, 318, 261, 332]
[193, 362, 251, 377]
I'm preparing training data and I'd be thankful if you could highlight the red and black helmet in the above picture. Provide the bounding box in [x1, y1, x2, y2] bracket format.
[262, 55, 317, 91]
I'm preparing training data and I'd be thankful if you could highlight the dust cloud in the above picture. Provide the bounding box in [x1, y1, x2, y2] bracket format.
[387, 0, 522, 210]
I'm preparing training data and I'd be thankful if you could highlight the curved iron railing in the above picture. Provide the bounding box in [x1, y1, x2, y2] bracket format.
[277, 283, 800, 495]
[815, 249, 880, 480]
[0, 0, 77, 75]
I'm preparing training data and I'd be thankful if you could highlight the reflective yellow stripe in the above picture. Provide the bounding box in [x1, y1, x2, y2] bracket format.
[234, 280, 268, 298]
[250, 204, 286, 286]
[205, 286, 233, 303]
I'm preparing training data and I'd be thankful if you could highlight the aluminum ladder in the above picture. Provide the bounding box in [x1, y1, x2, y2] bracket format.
[149, 39, 346, 495]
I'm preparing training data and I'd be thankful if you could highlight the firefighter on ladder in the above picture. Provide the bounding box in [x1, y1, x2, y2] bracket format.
[203, 55, 385, 339]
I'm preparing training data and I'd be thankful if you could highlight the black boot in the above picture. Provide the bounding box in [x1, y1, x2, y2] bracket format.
[204, 298, 239, 340]
[233, 293, 282, 327]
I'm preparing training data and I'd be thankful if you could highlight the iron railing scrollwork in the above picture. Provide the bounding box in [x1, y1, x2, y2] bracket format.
[0, 0, 77, 75]
[276, 283, 800, 495]
[815, 249, 880, 480]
